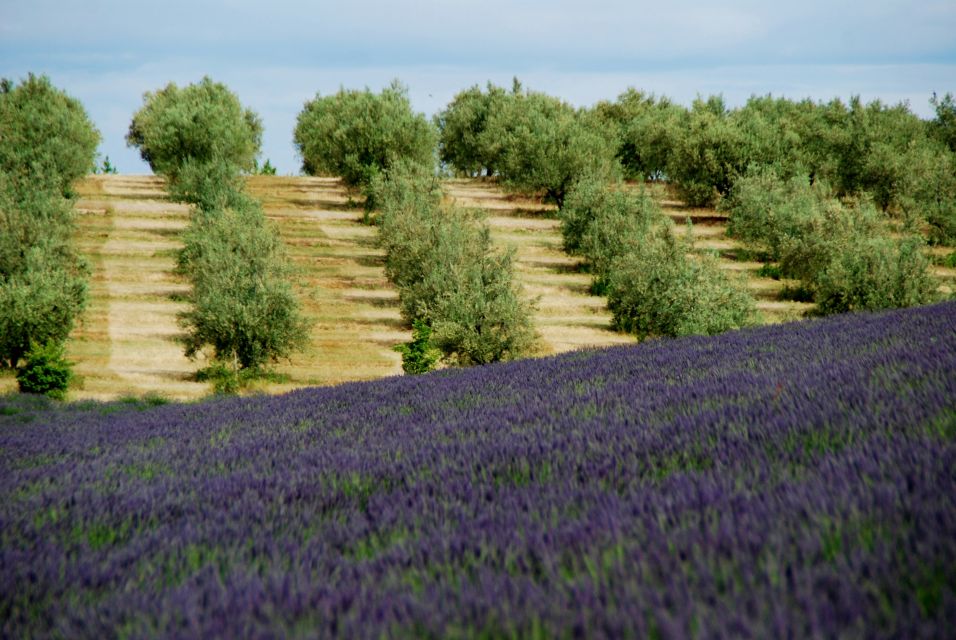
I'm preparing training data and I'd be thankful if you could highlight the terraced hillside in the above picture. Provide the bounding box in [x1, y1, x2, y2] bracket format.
[2, 175, 951, 400]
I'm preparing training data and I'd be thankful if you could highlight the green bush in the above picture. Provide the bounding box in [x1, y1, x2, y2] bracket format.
[423, 232, 537, 366]
[723, 167, 837, 262]
[606, 228, 756, 339]
[294, 81, 436, 195]
[178, 199, 311, 372]
[480, 88, 619, 207]
[595, 89, 684, 180]
[897, 143, 956, 244]
[667, 96, 746, 207]
[127, 77, 263, 179]
[929, 92, 956, 153]
[375, 170, 537, 365]
[725, 168, 940, 315]
[561, 177, 666, 292]
[435, 82, 509, 177]
[393, 320, 441, 375]
[0, 190, 88, 368]
[165, 156, 248, 212]
[814, 235, 939, 314]
[0, 74, 100, 195]
[16, 341, 73, 399]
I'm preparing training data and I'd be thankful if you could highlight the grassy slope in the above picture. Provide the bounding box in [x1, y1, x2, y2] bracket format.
[3, 175, 948, 401]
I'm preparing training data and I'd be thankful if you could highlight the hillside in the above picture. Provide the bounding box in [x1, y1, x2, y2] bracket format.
[2, 175, 951, 401]
[2, 301, 954, 637]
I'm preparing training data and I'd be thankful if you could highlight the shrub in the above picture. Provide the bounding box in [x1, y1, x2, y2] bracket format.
[667, 96, 746, 207]
[0, 74, 100, 195]
[165, 156, 248, 212]
[723, 168, 836, 262]
[435, 82, 509, 177]
[595, 89, 685, 180]
[480, 88, 619, 207]
[393, 320, 441, 375]
[294, 81, 436, 195]
[376, 169, 537, 365]
[929, 92, 956, 153]
[606, 228, 755, 339]
[560, 176, 666, 292]
[374, 167, 445, 287]
[126, 77, 263, 179]
[16, 340, 73, 399]
[811, 235, 939, 315]
[897, 143, 956, 244]
[424, 234, 537, 366]
[725, 169, 940, 315]
[0, 181, 88, 368]
[178, 199, 311, 372]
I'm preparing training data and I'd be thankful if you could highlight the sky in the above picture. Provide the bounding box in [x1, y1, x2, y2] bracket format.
[2, 0, 955, 175]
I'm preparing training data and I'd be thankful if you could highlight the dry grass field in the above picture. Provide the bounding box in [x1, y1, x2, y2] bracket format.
[3, 175, 951, 401]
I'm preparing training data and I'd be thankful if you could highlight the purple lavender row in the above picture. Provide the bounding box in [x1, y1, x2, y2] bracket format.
[2, 302, 955, 638]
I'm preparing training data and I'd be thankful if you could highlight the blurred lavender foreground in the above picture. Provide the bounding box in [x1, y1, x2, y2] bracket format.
[2, 302, 955, 638]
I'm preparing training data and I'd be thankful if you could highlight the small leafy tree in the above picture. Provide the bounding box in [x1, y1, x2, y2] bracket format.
[414, 222, 537, 366]
[0, 181, 87, 370]
[480, 88, 619, 207]
[606, 228, 755, 339]
[178, 198, 311, 374]
[667, 95, 746, 207]
[294, 81, 436, 197]
[165, 156, 248, 211]
[0, 74, 100, 195]
[723, 167, 837, 262]
[595, 88, 685, 180]
[375, 168, 537, 365]
[126, 77, 263, 179]
[929, 92, 956, 153]
[814, 235, 939, 314]
[435, 82, 509, 177]
[560, 175, 666, 293]
[393, 320, 441, 374]
[16, 340, 73, 399]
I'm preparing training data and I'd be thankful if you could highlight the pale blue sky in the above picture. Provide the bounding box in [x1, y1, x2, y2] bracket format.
[3, 1, 955, 174]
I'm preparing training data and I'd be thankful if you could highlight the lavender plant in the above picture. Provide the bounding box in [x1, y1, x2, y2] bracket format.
[2, 302, 955, 638]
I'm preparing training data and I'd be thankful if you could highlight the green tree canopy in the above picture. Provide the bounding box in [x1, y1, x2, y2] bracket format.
[481, 88, 619, 207]
[294, 81, 436, 193]
[0, 74, 100, 195]
[435, 82, 509, 177]
[126, 77, 263, 178]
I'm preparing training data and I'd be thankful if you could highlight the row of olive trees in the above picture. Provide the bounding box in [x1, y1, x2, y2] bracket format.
[723, 168, 940, 314]
[372, 164, 537, 371]
[560, 176, 756, 338]
[595, 90, 956, 243]
[435, 83, 956, 245]
[0, 74, 100, 397]
[127, 77, 309, 393]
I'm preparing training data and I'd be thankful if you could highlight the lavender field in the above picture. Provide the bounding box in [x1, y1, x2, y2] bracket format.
[2, 302, 955, 638]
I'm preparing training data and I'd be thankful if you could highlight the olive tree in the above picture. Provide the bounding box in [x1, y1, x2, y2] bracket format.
[480, 89, 619, 208]
[375, 167, 537, 366]
[666, 95, 746, 207]
[435, 82, 509, 177]
[178, 198, 311, 374]
[595, 88, 685, 181]
[294, 81, 436, 196]
[0, 74, 100, 195]
[606, 228, 756, 340]
[126, 77, 263, 179]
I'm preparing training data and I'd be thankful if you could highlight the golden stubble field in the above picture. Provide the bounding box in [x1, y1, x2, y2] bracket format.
[2, 175, 952, 401]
